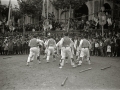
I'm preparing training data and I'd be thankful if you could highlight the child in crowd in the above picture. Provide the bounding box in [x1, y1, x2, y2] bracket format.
[99, 40, 104, 56]
[4, 41, 9, 55]
[107, 44, 111, 57]
[95, 40, 99, 56]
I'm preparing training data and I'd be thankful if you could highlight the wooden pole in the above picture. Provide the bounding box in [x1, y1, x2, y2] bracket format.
[61, 77, 68, 86]
[101, 66, 111, 70]
[79, 68, 92, 73]
[67, 5, 71, 32]
[47, 0, 48, 19]
[7, 0, 11, 26]
[65, 8, 66, 23]
[23, 15, 25, 36]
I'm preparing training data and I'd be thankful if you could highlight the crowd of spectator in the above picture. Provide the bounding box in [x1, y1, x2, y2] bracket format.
[0, 34, 29, 55]
[0, 12, 120, 56]
[0, 29, 120, 57]
[89, 33, 120, 57]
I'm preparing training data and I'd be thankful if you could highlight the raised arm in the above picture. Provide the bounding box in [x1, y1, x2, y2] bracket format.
[79, 39, 83, 50]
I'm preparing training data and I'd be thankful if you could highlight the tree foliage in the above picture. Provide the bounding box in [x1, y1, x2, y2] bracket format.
[12, 8, 22, 24]
[0, 5, 9, 22]
[51, 0, 88, 10]
[17, 0, 42, 16]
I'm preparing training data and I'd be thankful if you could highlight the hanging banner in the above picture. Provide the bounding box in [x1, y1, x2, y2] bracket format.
[43, 19, 50, 30]
[42, 0, 46, 17]
[98, 12, 106, 26]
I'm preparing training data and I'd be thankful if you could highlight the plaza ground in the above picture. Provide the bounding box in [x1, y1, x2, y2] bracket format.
[0, 55, 120, 90]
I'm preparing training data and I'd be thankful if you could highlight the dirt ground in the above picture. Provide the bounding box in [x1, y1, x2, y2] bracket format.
[0, 55, 120, 90]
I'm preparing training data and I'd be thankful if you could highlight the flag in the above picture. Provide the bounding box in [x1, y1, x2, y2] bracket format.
[42, 0, 46, 18]
[46, 0, 49, 19]
[7, 0, 14, 31]
[107, 18, 112, 26]
[7, 0, 12, 26]
[93, 17, 98, 26]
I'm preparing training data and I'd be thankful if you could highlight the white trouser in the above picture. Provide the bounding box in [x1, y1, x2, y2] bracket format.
[60, 47, 74, 66]
[76, 46, 80, 56]
[37, 47, 40, 56]
[45, 48, 48, 54]
[27, 47, 39, 63]
[31, 47, 40, 60]
[46, 46, 55, 61]
[61, 47, 73, 59]
[80, 48, 90, 61]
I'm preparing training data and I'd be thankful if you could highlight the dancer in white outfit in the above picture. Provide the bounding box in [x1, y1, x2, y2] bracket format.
[58, 32, 76, 69]
[43, 37, 48, 59]
[36, 37, 44, 63]
[46, 36, 56, 62]
[26, 35, 40, 66]
[78, 36, 91, 66]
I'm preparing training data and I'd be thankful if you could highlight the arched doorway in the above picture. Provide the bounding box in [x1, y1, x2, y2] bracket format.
[103, 3, 111, 15]
[103, 3, 111, 29]
[113, 4, 119, 20]
[74, 4, 88, 21]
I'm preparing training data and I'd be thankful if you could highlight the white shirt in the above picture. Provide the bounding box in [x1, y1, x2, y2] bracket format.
[46, 38, 56, 47]
[59, 37, 74, 47]
[79, 39, 83, 48]
[56, 40, 62, 49]
[59, 38, 64, 46]
[37, 39, 44, 46]
[74, 39, 78, 49]
[79, 39, 91, 49]
[107, 45, 111, 52]
[95, 42, 99, 48]
[44, 40, 48, 47]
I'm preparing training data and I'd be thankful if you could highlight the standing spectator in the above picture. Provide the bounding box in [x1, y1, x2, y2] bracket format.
[13, 40, 18, 54]
[4, 41, 9, 55]
[116, 35, 120, 57]
[22, 39, 26, 54]
[110, 39, 115, 57]
[0, 40, 2, 55]
[1, 40, 5, 55]
[103, 36, 110, 56]
[20, 39, 23, 54]
[26, 39, 29, 54]
[8, 39, 13, 55]
[17, 39, 21, 54]
[95, 40, 99, 56]
[99, 40, 104, 56]
[90, 39, 95, 56]
[114, 36, 118, 57]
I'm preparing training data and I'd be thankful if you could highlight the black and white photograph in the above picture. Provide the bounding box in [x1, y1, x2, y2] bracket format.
[0, 0, 120, 90]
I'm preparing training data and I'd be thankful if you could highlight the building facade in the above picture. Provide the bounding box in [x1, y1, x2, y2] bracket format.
[23, 0, 114, 24]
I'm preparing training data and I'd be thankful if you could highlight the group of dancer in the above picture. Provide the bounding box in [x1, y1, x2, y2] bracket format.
[26, 32, 91, 69]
